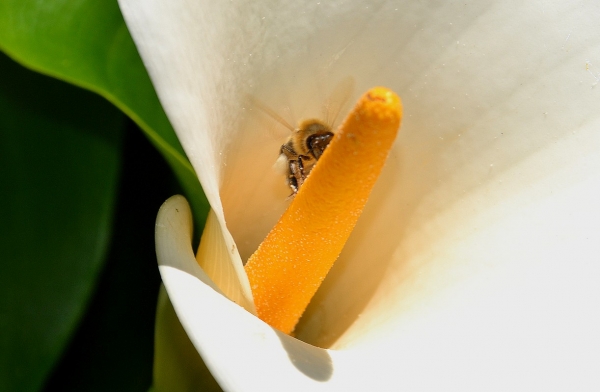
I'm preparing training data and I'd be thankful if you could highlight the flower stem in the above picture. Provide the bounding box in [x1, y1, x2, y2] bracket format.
[245, 87, 403, 334]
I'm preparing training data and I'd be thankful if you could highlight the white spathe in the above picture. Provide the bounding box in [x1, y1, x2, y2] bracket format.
[120, 0, 600, 390]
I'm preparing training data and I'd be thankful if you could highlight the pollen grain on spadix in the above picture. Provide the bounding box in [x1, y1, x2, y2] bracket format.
[245, 87, 403, 335]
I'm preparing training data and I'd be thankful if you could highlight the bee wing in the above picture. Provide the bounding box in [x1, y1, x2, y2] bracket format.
[246, 94, 295, 132]
[323, 76, 355, 129]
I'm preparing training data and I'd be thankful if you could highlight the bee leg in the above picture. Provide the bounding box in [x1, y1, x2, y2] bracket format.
[287, 160, 300, 195]
[288, 157, 308, 196]
[297, 157, 307, 189]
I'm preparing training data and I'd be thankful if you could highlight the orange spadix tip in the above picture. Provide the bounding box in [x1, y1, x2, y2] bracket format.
[245, 87, 402, 334]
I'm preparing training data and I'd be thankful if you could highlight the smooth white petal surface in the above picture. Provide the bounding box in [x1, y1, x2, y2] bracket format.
[124, 0, 600, 389]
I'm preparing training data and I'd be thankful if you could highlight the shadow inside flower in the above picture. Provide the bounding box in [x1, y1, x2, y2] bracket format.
[277, 331, 333, 382]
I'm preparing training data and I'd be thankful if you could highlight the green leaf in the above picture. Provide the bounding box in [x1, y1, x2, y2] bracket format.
[0, 0, 209, 226]
[43, 120, 177, 392]
[0, 53, 122, 390]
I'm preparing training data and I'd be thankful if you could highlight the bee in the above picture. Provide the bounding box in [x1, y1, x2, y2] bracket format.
[251, 77, 354, 195]
[275, 118, 334, 193]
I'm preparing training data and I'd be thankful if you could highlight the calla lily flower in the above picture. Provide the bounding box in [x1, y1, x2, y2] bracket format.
[119, 0, 600, 390]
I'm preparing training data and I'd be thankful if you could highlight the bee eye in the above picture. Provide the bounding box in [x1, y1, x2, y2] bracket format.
[306, 132, 334, 160]
[305, 134, 318, 149]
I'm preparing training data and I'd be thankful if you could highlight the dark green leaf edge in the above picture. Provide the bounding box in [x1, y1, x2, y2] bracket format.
[0, 42, 209, 229]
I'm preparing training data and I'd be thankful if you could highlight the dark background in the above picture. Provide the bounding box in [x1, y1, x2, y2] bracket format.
[42, 119, 178, 391]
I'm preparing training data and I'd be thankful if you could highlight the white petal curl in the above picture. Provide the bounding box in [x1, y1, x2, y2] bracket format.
[155, 196, 341, 391]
